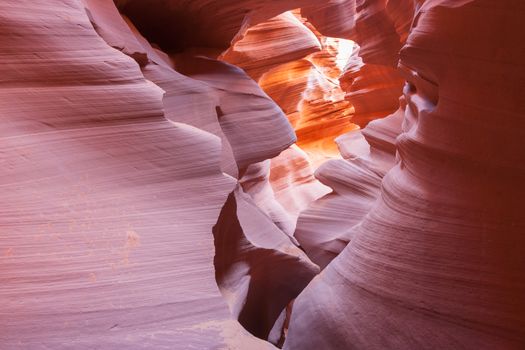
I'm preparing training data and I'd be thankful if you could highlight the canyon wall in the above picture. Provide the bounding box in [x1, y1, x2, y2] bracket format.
[285, 1, 525, 349]
[2, 0, 524, 349]
[0, 0, 320, 348]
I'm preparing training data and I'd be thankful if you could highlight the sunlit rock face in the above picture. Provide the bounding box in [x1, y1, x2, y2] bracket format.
[2, 0, 525, 349]
[302, 0, 415, 127]
[220, 12, 321, 81]
[294, 107, 403, 268]
[290, 0, 414, 269]
[258, 34, 357, 165]
[221, 10, 356, 233]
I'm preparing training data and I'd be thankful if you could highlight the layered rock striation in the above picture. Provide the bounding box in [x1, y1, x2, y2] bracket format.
[285, 1, 525, 349]
[2, 0, 524, 349]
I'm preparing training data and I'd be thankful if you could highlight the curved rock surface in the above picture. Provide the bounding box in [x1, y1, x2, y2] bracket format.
[84, 0, 240, 176]
[174, 55, 296, 173]
[258, 38, 357, 165]
[269, 145, 331, 229]
[294, 107, 403, 268]
[303, 0, 414, 127]
[88, 2, 324, 346]
[221, 12, 321, 81]
[285, 1, 525, 348]
[0, 0, 318, 348]
[239, 145, 330, 238]
[0, 1, 273, 348]
[340, 45, 406, 126]
[3, 0, 525, 349]
[213, 186, 318, 342]
[114, 0, 320, 54]
[224, 10, 357, 163]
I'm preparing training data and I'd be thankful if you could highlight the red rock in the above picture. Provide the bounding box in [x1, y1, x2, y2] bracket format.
[303, 0, 414, 127]
[174, 55, 296, 172]
[84, 0, 240, 176]
[258, 38, 357, 164]
[294, 107, 402, 268]
[213, 187, 318, 342]
[114, 0, 321, 54]
[0, 1, 270, 348]
[3, 0, 525, 348]
[269, 145, 331, 230]
[340, 45, 406, 126]
[221, 12, 321, 81]
[285, 1, 525, 348]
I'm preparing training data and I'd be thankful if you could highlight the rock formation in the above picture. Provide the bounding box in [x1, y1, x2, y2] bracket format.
[2, 0, 524, 349]
[1, 0, 318, 347]
[1, 1, 260, 348]
[294, 107, 403, 268]
[285, 1, 525, 349]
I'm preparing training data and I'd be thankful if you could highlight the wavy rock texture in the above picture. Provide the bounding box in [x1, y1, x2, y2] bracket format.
[303, 0, 414, 127]
[83, 0, 239, 176]
[220, 12, 321, 81]
[287, 0, 413, 271]
[88, 0, 324, 346]
[213, 187, 318, 341]
[300, 0, 356, 39]
[294, 107, 403, 268]
[269, 145, 331, 230]
[303, 0, 413, 65]
[258, 59, 313, 128]
[3, 0, 525, 349]
[238, 144, 332, 239]
[285, 1, 525, 349]
[1, 0, 320, 348]
[87, 3, 323, 344]
[173, 56, 296, 172]
[292, 39, 357, 163]
[222, 10, 357, 163]
[220, 11, 349, 236]
[0, 1, 274, 348]
[256, 34, 357, 163]
[240, 161, 299, 237]
[340, 45, 406, 126]
[114, 0, 320, 54]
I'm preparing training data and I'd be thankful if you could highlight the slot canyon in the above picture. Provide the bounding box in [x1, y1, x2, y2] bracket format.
[1, 0, 524, 349]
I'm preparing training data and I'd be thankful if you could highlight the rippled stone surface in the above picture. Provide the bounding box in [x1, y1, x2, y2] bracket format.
[2, 0, 524, 349]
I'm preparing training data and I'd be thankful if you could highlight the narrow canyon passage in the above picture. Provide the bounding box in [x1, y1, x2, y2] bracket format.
[1, 1, 524, 349]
